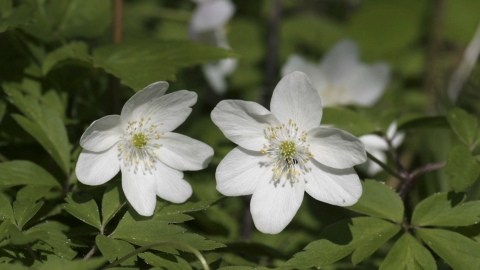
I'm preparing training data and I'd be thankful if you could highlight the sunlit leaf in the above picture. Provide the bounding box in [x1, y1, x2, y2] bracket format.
[445, 145, 480, 191]
[447, 107, 478, 147]
[63, 193, 101, 230]
[379, 233, 436, 270]
[418, 228, 480, 269]
[0, 160, 59, 187]
[347, 180, 404, 223]
[13, 199, 43, 230]
[285, 217, 401, 268]
[412, 191, 480, 227]
[0, 193, 14, 223]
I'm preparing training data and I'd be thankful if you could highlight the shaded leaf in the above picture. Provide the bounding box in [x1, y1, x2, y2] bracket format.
[13, 199, 43, 230]
[92, 39, 237, 90]
[379, 233, 436, 270]
[139, 252, 192, 270]
[16, 186, 52, 202]
[41, 41, 91, 76]
[63, 193, 101, 230]
[445, 145, 480, 191]
[0, 100, 5, 124]
[447, 107, 478, 146]
[0, 160, 59, 187]
[0, 0, 35, 33]
[101, 181, 126, 227]
[34, 256, 106, 270]
[9, 224, 35, 245]
[27, 226, 77, 260]
[96, 235, 135, 265]
[412, 192, 480, 227]
[347, 180, 404, 223]
[0, 193, 14, 223]
[285, 217, 401, 268]
[418, 228, 480, 269]
[397, 116, 449, 131]
[321, 107, 376, 136]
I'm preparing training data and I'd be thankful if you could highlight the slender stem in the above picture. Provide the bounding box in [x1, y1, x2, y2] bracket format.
[385, 138, 409, 179]
[109, 0, 123, 114]
[366, 152, 404, 180]
[83, 245, 97, 261]
[103, 241, 209, 270]
[410, 161, 446, 179]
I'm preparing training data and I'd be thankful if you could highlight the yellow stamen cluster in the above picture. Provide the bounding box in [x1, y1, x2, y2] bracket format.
[118, 117, 165, 173]
[260, 119, 313, 186]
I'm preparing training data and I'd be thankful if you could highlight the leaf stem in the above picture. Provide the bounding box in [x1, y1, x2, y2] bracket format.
[83, 245, 97, 261]
[102, 241, 209, 270]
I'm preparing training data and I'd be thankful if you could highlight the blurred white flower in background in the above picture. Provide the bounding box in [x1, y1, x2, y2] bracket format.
[281, 39, 390, 107]
[75, 82, 214, 216]
[189, 0, 237, 94]
[211, 71, 366, 234]
[358, 122, 404, 175]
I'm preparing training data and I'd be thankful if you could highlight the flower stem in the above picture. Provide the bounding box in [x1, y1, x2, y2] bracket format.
[102, 241, 209, 270]
[366, 151, 404, 180]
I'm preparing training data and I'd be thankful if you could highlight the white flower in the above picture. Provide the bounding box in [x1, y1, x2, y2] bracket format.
[211, 71, 366, 234]
[75, 82, 214, 216]
[189, 0, 237, 94]
[281, 39, 390, 107]
[358, 122, 404, 175]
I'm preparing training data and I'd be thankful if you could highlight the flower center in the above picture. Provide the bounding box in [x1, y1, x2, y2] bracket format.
[118, 117, 164, 173]
[260, 119, 313, 187]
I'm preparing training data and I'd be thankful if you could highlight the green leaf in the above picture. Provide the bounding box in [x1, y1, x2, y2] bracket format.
[41, 41, 91, 76]
[0, 193, 14, 223]
[4, 83, 70, 173]
[321, 107, 376, 136]
[346, 180, 404, 223]
[0, 0, 35, 33]
[397, 116, 449, 131]
[139, 252, 192, 270]
[448, 107, 478, 146]
[34, 256, 106, 270]
[92, 39, 237, 90]
[418, 228, 480, 269]
[63, 193, 101, 230]
[27, 225, 77, 260]
[412, 192, 480, 227]
[13, 199, 43, 230]
[445, 0, 480, 45]
[8, 224, 35, 245]
[0, 160, 59, 187]
[156, 197, 223, 216]
[16, 185, 52, 202]
[96, 235, 136, 265]
[445, 145, 480, 191]
[101, 181, 126, 228]
[379, 233, 436, 270]
[285, 217, 401, 268]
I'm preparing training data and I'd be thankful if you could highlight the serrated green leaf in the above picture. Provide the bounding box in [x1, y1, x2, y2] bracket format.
[447, 107, 478, 146]
[101, 181, 126, 227]
[41, 42, 91, 76]
[154, 213, 194, 223]
[0, 219, 11, 241]
[16, 186, 52, 202]
[285, 217, 401, 268]
[347, 180, 404, 223]
[26, 226, 77, 260]
[139, 252, 192, 270]
[156, 197, 223, 216]
[445, 145, 480, 191]
[380, 233, 436, 270]
[4, 84, 70, 173]
[320, 107, 376, 136]
[0, 193, 14, 223]
[34, 256, 106, 270]
[63, 193, 101, 230]
[0, 0, 35, 33]
[96, 235, 135, 265]
[92, 39, 237, 90]
[0, 160, 59, 187]
[412, 192, 480, 227]
[13, 199, 43, 230]
[9, 224, 35, 245]
[397, 116, 449, 131]
[418, 228, 480, 270]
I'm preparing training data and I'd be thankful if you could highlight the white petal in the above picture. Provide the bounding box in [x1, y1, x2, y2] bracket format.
[75, 146, 120, 186]
[155, 132, 214, 171]
[190, 0, 235, 32]
[281, 55, 328, 96]
[134, 90, 197, 132]
[155, 162, 192, 203]
[216, 146, 268, 196]
[121, 163, 157, 216]
[357, 149, 386, 175]
[320, 39, 359, 86]
[305, 160, 362, 206]
[360, 134, 389, 151]
[270, 71, 323, 132]
[121, 81, 169, 122]
[307, 127, 366, 169]
[250, 175, 305, 234]
[211, 100, 280, 151]
[344, 63, 390, 106]
[79, 115, 123, 152]
[391, 132, 405, 149]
